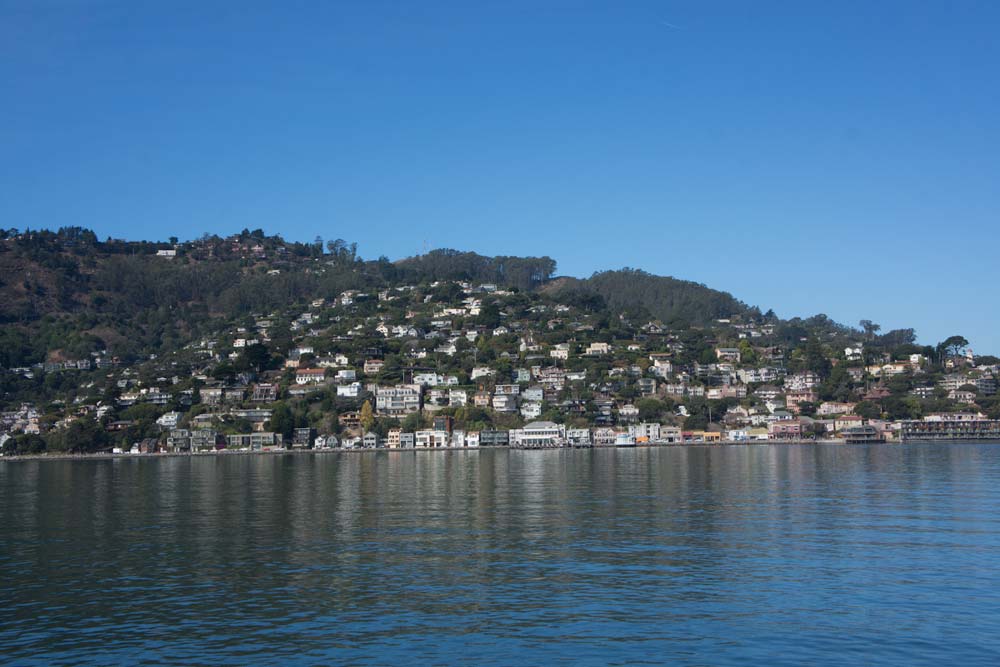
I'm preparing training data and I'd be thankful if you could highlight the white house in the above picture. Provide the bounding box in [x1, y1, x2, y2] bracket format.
[415, 430, 449, 448]
[522, 386, 544, 402]
[618, 404, 639, 420]
[337, 382, 362, 398]
[156, 412, 181, 429]
[786, 371, 821, 390]
[510, 421, 566, 447]
[376, 385, 422, 416]
[413, 372, 443, 387]
[520, 402, 543, 419]
[313, 435, 340, 449]
[629, 423, 660, 440]
[295, 369, 327, 385]
[586, 342, 611, 356]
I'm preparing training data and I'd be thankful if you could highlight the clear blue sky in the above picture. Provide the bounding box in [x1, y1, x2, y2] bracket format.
[3, 1, 999, 352]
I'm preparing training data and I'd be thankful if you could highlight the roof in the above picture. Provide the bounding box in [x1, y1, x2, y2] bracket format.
[522, 421, 559, 429]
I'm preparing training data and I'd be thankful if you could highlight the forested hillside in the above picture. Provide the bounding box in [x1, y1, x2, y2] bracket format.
[0, 228, 775, 367]
[543, 269, 753, 326]
[0, 228, 378, 366]
[394, 249, 557, 291]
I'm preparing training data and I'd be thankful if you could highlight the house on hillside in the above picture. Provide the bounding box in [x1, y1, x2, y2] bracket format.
[295, 368, 327, 385]
[586, 342, 611, 356]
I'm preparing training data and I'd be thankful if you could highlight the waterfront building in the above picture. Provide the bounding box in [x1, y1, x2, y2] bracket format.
[659, 426, 683, 443]
[227, 432, 280, 449]
[769, 421, 803, 440]
[510, 421, 566, 448]
[629, 423, 661, 441]
[293, 428, 315, 449]
[433, 415, 454, 433]
[901, 418, 1000, 441]
[479, 430, 510, 447]
[415, 430, 449, 448]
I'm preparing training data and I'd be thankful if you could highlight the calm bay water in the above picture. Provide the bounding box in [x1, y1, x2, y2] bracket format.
[2, 444, 1000, 665]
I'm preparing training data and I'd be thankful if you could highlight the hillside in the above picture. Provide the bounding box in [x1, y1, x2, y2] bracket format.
[542, 269, 753, 326]
[394, 249, 557, 291]
[2, 226, 995, 458]
[0, 228, 375, 366]
[0, 228, 772, 366]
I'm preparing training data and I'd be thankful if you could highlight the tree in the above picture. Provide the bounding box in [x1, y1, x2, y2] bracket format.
[698, 347, 716, 365]
[477, 302, 502, 329]
[883, 395, 921, 421]
[878, 329, 917, 348]
[242, 343, 272, 373]
[636, 398, 669, 422]
[859, 320, 881, 340]
[47, 416, 110, 453]
[212, 361, 236, 381]
[2, 434, 46, 455]
[267, 402, 295, 439]
[401, 411, 424, 432]
[683, 412, 708, 431]
[982, 397, 1000, 420]
[359, 400, 375, 432]
[855, 401, 881, 420]
[801, 338, 832, 377]
[818, 364, 855, 402]
[937, 335, 970, 359]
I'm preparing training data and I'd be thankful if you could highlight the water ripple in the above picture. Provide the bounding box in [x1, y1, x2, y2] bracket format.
[2, 443, 1000, 665]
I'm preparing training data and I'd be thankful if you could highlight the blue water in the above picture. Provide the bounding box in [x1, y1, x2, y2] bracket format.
[2, 443, 1000, 665]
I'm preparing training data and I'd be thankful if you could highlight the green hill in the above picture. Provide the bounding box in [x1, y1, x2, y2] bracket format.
[543, 269, 754, 326]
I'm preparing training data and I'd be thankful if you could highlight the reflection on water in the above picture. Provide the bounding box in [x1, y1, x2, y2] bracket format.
[2, 444, 1000, 665]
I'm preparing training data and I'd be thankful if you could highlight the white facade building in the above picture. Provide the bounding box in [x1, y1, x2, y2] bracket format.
[509, 421, 566, 447]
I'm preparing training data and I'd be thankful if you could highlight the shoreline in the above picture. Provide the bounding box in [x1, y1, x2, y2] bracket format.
[0, 438, 942, 463]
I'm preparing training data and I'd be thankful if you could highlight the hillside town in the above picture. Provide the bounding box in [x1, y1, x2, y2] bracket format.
[3, 266, 1000, 455]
